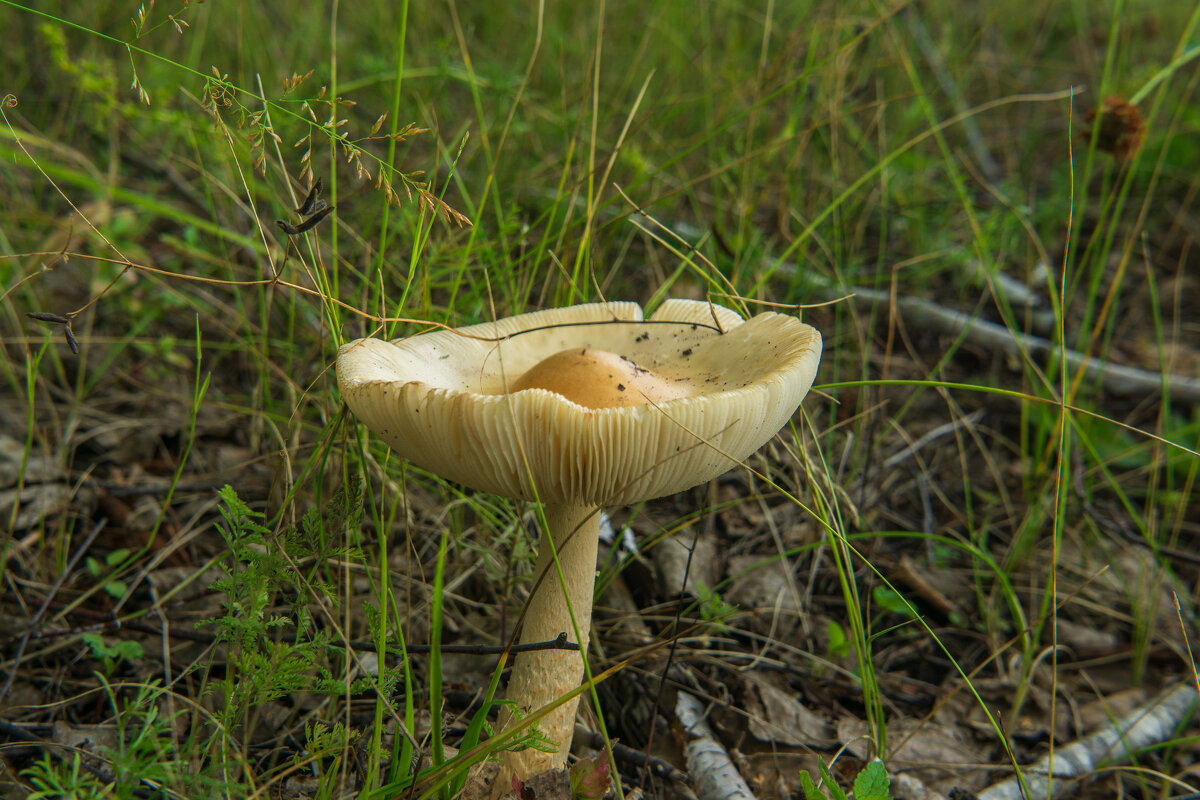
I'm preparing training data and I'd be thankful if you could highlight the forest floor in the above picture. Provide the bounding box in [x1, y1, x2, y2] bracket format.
[2, 3, 1199, 800]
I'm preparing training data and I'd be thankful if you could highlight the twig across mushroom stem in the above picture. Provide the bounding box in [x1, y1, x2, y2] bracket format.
[499, 503, 601, 776]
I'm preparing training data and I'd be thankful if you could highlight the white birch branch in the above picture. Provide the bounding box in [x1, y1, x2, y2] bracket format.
[805, 280, 1200, 403]
[675, 692, 759, 800]
[961, 259, 1058, 336]
[978, 683, 1198, 800]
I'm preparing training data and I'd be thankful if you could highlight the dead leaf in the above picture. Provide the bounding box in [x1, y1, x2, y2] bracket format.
[838, 716, 978, 769]
[1055, 618, 1122, 659]
[569, 753, 612, 800]
[742, 673, 835, 747]
[726, 555, 805, 634]
[894, 555, 968, 620]
[50, 721, 119, 779]
[893, 772, 953, 800]
[654, 530, 719, 597]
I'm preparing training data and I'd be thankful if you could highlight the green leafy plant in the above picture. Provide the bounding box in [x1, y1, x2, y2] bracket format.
[80, 633, 142, 676]
[799, 759, 891, 800]
[298, 721, 359, 799]
[23, 752, 107, 800]
[22, 679, 209, 800]
[96, 679, 195, 797]
[695, 580, 738, 631]
[826, 620, 852, 660]
[201, 481, 395, 734]
[84, 548, 131, 600]
[872, 587, 917, 620]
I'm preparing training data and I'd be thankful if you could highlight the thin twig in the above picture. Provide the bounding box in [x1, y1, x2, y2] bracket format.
[396, 632, 580, 656]
[884, 408, 985, 469]
[648, 214, 1195, 402]
[574, 724, 688, 783]
[6, 612, 578, 659]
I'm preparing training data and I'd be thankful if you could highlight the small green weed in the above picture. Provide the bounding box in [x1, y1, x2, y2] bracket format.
[80, 633, 142, 676]
[202, 481, 396, 735]
[826, 620, 852, 661]
[98, 680, 192, 797]
[23, 751, 107, 800]
[84, 548, 132, 600]
[871, 587, 916, 620]
[21, 680, 205, 800]
[694, 580, 738, 631]
[800, 760, 891, 800]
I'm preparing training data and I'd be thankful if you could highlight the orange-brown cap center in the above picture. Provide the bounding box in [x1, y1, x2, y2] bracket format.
[510, 348, 693, 409]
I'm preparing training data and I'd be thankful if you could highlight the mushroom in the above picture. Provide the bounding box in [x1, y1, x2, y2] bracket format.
[336, 299, 821, 779]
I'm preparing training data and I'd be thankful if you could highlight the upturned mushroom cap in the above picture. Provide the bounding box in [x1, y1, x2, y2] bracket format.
[337, 299, 821, 506]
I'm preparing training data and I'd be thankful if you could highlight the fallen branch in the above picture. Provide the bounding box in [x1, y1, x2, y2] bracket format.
[961, 259, 1057, 336]
[675, 691, 758, 800]
[808, 280, 1200, 403]
[979, 683, 1198, 800]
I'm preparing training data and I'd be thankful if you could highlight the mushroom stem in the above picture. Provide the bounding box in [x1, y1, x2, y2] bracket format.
[500, 502, 601, 778]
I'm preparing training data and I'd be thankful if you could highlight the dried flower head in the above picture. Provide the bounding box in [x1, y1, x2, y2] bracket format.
[1082, 95, 1146, 161]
